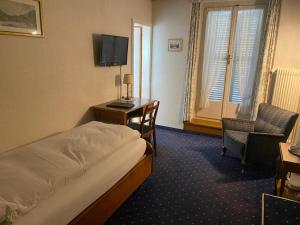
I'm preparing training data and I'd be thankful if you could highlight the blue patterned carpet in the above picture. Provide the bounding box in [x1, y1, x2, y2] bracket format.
[105, 127, 274, 225]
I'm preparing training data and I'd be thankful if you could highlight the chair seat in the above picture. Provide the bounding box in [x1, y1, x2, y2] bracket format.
[128, 122, 152, 134]
[224, 130, 249, 159]
[225, 130, 248, 144]
[127, 108, 143, 119]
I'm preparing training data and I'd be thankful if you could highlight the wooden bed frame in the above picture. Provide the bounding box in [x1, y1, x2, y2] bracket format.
[68, 142, 153, 225]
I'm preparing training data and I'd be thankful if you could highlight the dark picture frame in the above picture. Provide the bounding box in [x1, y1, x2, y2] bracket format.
[0, 0, 43, 37]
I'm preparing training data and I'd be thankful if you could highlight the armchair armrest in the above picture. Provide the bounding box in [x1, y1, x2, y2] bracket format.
[249, 132, 285, 138]
[245, 132, 285, 163]
[222, 118, 255, 133]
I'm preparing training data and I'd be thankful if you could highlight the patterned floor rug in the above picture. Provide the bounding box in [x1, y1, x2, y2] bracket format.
[105, 127, 274, 225]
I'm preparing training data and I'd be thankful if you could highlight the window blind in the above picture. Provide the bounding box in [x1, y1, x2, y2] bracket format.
[203, 10, 232, 102]
[229, 8, 264, 104]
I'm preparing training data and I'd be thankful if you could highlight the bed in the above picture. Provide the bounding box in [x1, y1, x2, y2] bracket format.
[0, 121, 153, 225]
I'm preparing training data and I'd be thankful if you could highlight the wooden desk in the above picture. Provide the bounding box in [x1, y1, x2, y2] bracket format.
[275, 143, 300, 196]
[92, 98, 155, 125]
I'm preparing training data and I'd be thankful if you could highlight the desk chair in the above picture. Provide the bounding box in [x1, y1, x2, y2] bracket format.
[128, 101, 160, 156]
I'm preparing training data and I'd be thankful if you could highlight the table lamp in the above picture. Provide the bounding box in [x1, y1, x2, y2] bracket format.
[123, 73, 133, 100]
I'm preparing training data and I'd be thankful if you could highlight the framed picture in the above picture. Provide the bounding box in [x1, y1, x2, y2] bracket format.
[0, 0, 43, 37]
[168, 38, 183, 52]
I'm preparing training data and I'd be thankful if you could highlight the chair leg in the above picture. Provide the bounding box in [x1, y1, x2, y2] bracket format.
[241, 160, 246, 174]
[153, 131, 157, 157]
[221, 146, 227, 156]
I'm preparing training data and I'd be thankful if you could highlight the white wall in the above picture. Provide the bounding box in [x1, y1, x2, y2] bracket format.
[0, 0, 152, 153]
[151, 0, 191, 129]
[274, 0, 300, 143]
[274, 0, 300, 69]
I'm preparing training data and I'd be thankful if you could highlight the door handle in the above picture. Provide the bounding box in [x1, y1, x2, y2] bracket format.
[226, 54, 232, 65]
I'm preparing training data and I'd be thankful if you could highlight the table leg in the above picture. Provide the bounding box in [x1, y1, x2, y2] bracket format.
[274, 177, 277, 195]
[279, 170, 287, 196]
[274, 160, 282, 195]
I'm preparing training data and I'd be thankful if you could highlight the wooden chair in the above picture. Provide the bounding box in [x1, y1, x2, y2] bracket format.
[128, 101, 160, 156]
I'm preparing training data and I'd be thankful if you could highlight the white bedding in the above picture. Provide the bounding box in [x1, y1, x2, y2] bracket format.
[13, 138, 145, 225]
[0, 121, 146, 224]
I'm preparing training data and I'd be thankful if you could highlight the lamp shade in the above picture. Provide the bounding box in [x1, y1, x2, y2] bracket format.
[123, 74, 133, 84]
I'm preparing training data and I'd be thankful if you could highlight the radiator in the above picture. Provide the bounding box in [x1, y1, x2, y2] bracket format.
[267, 68, 300, 143]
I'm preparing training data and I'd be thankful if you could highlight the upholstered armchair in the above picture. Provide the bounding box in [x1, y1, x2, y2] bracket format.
[222, 103, 299, 171]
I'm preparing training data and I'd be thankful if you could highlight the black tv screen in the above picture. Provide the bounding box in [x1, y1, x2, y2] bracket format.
[99, 35, 129, 67]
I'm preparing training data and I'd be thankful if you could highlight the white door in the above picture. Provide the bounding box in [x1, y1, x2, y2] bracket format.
[196, 5, 265, 120]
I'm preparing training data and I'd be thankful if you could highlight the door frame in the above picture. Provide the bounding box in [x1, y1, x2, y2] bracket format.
[131, 20, 153, 100]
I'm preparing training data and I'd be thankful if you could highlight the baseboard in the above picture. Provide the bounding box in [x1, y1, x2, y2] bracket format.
[156, 125, 183, 132]
[156, 124, 221, 138]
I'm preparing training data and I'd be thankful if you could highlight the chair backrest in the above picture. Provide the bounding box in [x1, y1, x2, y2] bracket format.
[140, 100, 160, 135]
[254, 103, 299, 139]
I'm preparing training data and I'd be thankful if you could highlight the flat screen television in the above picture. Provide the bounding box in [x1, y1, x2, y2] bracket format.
[99, 35, 129, 67]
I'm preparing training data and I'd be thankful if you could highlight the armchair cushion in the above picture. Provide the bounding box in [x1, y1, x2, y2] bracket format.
[224, 130, 248, 158]
[255, 119, 282, 134]
[225, 130, 248, 144]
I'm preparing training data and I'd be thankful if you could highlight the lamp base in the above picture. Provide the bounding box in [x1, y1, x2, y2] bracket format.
[120, 97, 134, 102]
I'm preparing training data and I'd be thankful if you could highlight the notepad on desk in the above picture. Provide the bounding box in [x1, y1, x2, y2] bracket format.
[106, 102, 135, 109]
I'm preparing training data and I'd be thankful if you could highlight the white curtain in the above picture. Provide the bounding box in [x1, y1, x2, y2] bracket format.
[232, 8, 264, 118]
[183, 2, 201, 121]
[251, 0, 282, 119]
[199, 10, 231, 109]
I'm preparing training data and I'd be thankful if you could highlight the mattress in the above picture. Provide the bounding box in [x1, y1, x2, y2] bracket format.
[0, 121, 146, 225]
[13, 139, 146, 225]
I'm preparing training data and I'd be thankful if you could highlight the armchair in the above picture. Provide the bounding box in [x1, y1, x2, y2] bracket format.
[222, 103, 299, 171]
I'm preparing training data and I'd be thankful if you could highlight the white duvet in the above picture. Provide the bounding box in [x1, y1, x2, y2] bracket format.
[0, 121, 142, 224]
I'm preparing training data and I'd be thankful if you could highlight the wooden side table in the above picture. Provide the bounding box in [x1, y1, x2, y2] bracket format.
[275, 143, 300, 196]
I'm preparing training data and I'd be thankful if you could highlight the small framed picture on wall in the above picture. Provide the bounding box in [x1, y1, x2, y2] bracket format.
[168, 38, 183, 52]
[0, 0, 43, 37]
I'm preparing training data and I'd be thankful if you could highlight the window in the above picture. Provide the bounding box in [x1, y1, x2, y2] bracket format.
[203, 7, 264, 104]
